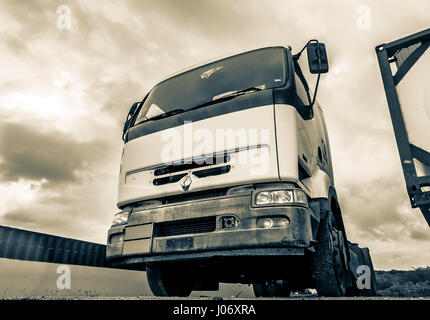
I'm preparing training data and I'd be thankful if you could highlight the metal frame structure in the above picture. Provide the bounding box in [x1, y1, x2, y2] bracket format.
[376, 28, 430, 226]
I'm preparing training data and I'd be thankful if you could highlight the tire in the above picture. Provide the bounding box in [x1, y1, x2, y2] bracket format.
[253, 280, 291, 297]
[312, 213, 348, 297]
[146, 263, 193, 297]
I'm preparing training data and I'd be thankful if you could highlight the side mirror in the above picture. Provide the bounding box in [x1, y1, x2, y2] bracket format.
[307, 43, 329, 74]
[122, 102, 140, 141]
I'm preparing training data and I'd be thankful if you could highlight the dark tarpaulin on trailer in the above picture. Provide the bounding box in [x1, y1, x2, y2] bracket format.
[0, 225, 110, 268]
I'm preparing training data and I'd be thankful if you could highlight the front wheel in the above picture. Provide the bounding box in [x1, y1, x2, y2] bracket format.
[311, 213, 349, 297]
[146, 263, 194, 297]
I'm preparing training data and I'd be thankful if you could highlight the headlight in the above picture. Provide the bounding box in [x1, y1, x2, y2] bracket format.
[254, 189, 308, 206]
[255, 190, 293, 205]
[112, 211, 129, 227]
[293, 189, 308, 204]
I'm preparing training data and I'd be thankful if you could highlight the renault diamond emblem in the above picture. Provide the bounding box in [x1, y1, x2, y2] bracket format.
[180, 175, 192, 191]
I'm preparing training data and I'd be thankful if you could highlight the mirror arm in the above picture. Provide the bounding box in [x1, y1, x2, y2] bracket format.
[305, 48, 323, 108]
[293, 39, 327, 112]
[293, 39, 319, 60]
[307, 54, 323, 108]
[308, 72, 321, 108]
[312, 50, 323, 106]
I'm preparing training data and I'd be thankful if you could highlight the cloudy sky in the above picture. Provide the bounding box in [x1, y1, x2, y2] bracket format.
[0, 0, 429, 270]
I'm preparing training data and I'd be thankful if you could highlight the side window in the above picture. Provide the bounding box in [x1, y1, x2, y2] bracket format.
[295, 73, 310, 105]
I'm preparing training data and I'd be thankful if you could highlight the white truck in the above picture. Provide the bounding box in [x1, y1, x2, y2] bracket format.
[106, 41, 377, 297]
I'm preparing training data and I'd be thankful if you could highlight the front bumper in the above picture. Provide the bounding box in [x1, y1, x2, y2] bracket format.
[107, 190, 313, 264]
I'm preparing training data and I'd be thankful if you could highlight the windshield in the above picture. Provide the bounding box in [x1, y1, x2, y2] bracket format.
[134, 47, 287, 125]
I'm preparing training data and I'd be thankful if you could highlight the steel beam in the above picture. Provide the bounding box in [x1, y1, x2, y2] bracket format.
[376, 28, 430, 226]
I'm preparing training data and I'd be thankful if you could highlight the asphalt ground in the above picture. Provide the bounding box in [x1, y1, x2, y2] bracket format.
[1, 258, 428, 300]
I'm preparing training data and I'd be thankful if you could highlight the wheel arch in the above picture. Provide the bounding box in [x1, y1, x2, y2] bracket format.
[317, 188, 348, 240]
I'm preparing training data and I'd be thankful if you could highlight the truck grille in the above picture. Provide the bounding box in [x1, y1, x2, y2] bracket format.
[193, 165, 231, 178]
[154, 216, 217, 237]
[153, 165, 231, 186]
[162, 187, 228, 204]
[153, 173, 187, 186]
[154, 154, 230, 176]
[152, 153, 231, 186]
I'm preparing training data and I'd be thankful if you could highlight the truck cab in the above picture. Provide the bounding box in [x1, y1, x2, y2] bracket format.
[106, 43, 371, 297]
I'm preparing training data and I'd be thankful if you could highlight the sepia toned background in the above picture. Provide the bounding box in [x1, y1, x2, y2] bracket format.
[0, 0, 429, 271]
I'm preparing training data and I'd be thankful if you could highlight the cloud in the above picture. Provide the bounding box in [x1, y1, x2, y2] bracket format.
[0, 0, 54, 36]
[85, 76, 144, 127]
[2, 209, 35, 225]
[2, 36, 30, 55]
[0, 122, 111, 187]
[0, 0, 429, 269]
[131, 0, 253, 41]
[0, 169, 119, 243]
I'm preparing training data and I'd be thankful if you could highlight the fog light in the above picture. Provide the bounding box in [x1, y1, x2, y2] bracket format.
[279, 218, 289, 227]
[263, 218, 273, 228]
[257, 216, 290, 228]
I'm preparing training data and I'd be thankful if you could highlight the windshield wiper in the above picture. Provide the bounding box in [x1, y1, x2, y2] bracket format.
[138, 86, 264, 124]
[187, 86, 265, 113]
[139, 108, 185, 123]
[212, 86, 264, 101]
